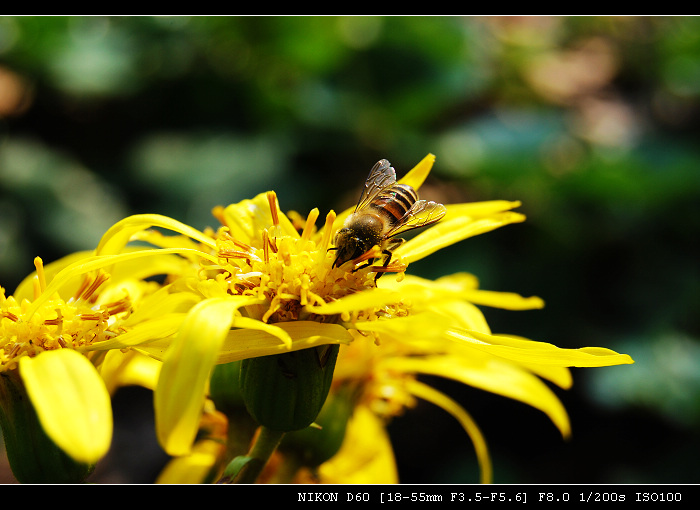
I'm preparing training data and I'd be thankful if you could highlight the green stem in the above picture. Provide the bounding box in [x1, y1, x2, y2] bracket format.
[222, 426, 286, 484]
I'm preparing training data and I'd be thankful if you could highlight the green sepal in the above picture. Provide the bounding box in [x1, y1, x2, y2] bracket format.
[209, 359, 260, 461]
[220, 454, 256, 482]
[209, 360, 246, 415]
[0, 371, 94, 483]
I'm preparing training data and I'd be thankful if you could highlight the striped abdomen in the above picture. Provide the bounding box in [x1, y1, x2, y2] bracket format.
[370, 183, 418, 227]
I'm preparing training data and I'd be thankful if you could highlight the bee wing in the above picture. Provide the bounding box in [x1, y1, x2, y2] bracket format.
[385, 200, 447, 238]
[355, 159, 397, 211]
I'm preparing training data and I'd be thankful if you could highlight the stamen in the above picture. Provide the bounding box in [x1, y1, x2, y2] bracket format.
[267, 234, 278, 254]
[1, 311, 19, 322]
[219, 229, 255, 253]
[232, 238, 254, 252]
[235, 271, 263, 282]
[103, 297, 132, 316]
[274, 283, 298, 301]
[319, 210, 336, 253]
[262, 230, 270, 264]
[267, 191, 280, 227]
[233, 281, 257, 294]
[301, 208, 319, 241]
[43, 308, 63, 327]
[9, 343, 22, 357]
[80, 270, 110, 302]
[300, 273, 310, 306]
[73, 274, 91, 301]
[33, 257, 46, 295]
[79, 312, 107, 322]
[278, 242, 291, 266]
[305, 290, 327, 307]
[32, 278, 41, 301]
[218, 248, 260, 262]
[370, 260, 408, 274]
[262, 298, 282, 323]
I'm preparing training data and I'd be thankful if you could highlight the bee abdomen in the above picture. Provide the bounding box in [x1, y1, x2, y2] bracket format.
[371, 184, 417, 225]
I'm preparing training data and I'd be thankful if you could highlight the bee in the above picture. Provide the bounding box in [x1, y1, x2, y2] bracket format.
[331, 158, 446, 279]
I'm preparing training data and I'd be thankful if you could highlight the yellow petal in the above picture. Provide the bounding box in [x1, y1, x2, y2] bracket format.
[385, 354, 572, 439]
[99, 350, 162, 394]
[89, 314, 186, 351]
[13, 250, 93, 301]
[381, 272, 544, 311]
[456, 329, 635, 367]
[228, 316, 294, 349]
[25, 248, 216, 319]
[123, 286, 202, 324]
[19, 349, 112, 464]
[395, 271, 479, 290]
[518, 362, 573, 390]
[156, 437, 224, 484]
[460, 289, 545, 310]
[428, 300, 492, 334]
[354, 312, 451, 341]
[393, 212, 526, 264]
[317, 406, 398, 483]
[434, 272, 544, 310]
[220, 191, 299, 243]
[217, 321, 353, 363]
[133, 321, 351, 370]
[399, 153, 435, 190]
[155, 296, 264, 456]
[445, 200, 522, 218]
[96, 213, 216, 256]
[305, 288, 402, 315]
[405, 379, 492, 484]
[130, 228, 208, 251]
[16, 250, 196, 306]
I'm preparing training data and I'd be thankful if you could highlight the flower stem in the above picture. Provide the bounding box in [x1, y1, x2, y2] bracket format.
[222, 426, 285, 484]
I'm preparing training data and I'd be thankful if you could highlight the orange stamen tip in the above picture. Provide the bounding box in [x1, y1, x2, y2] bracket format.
[267, 191, 280, 226]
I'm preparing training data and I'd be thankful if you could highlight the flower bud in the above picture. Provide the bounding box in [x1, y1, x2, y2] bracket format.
[239, 344, 339, 432]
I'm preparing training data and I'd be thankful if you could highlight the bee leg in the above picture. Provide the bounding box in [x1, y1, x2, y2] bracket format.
[351, 260, 373, 273]
[374, 239, 405, 283]
[373, 251, 393, 283]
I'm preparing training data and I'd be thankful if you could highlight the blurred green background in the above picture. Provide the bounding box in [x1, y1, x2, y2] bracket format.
[1, 16, 698, 484]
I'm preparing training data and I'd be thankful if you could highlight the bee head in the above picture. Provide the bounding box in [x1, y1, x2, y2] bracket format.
[332, 227, 363, 268]
[332, 214, 385, 268]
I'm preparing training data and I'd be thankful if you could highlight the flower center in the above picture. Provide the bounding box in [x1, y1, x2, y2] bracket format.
[0, 259, 131, 372]
[208, 192, 391, 325]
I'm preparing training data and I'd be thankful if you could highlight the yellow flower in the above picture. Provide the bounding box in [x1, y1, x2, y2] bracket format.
[91, 153, 633, 483]
[0, 246, 197, 482]
[303, 270, 632, 483]
[155, 403, 229, 484]
[302, 405, 399, 484]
